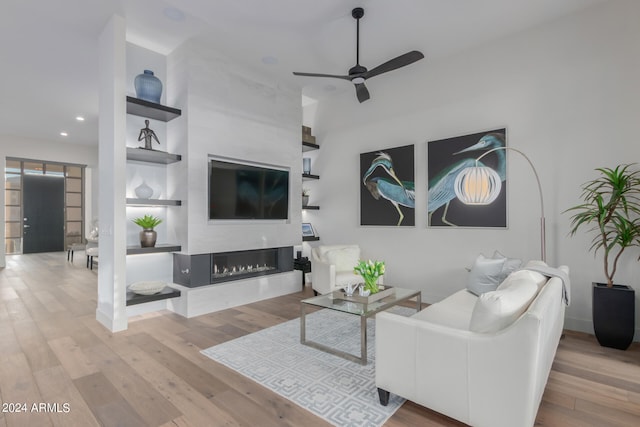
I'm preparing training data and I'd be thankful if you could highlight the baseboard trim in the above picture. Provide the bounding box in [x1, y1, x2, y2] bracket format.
[96, 308, 128, 332]
[564, 316, 640, 342]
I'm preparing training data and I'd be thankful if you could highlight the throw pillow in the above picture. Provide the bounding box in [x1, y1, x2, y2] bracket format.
[466, 254, 506, 296]
[492, 250, 522, 282]
[469, 278, 539, 333]
[128, 281, 166, 295]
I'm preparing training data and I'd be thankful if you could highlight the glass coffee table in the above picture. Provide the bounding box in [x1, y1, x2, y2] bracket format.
[300, 287, 421, 365]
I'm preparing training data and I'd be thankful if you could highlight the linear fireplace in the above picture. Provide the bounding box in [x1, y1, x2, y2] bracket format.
[173, 247, 293, 288]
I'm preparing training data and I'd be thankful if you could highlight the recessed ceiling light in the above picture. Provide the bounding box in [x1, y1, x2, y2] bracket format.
[261, 56, 278, 65]
[163, 7, 185, 22]
[76, 116, 85, 121]
[60, 132, 68, 137]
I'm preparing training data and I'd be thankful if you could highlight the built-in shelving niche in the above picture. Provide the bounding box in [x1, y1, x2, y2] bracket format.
[126, 198, 182, 206]
[124, 93, 183, 310]
[126, 96, 181, 122]
[126, 147, 181, 164]
[127, 244, 182, 255]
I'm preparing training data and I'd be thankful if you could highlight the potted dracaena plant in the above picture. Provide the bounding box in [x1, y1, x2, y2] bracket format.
[565, 164, 640, 350]
[132, 214, 162, 248]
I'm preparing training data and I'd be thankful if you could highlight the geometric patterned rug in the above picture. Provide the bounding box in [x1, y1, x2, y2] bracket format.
[201, 306, 414, 427]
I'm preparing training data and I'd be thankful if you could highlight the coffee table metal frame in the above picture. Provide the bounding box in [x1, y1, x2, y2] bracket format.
[300, 287, 421, 365]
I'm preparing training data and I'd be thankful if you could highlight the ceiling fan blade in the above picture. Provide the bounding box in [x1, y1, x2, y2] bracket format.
[364, 50, 424, 80]
[292, 71, 351, 80]
[355, 83, 370, 103]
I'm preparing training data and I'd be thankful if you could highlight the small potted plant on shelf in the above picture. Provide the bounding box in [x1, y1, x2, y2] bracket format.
[565, 164, 640, 350]
[132, 214, 163, 248]
[302, 188, 310, 207]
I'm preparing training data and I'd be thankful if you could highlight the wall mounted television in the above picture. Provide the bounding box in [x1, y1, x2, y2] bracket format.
[208, 158, 289, 220]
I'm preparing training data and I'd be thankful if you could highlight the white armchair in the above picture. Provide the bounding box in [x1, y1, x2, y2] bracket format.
[310, 245, 362, 295]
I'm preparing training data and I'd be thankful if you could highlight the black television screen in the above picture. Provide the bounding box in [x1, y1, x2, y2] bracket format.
[209, 159, 289, 220]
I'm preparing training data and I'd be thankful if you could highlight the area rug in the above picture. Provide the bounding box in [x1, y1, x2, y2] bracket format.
[201, 306, 414, 427]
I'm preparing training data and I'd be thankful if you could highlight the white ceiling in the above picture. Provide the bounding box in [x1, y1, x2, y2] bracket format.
[0, 0, 609, 146]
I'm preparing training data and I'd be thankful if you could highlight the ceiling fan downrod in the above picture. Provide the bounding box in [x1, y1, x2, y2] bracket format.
[353, 7, 364, 66]
[350, 8, 366, 83]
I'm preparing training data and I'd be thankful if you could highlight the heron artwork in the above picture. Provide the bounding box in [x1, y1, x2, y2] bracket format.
[428, 132, 506, 226]
[362, 152, 415, 226]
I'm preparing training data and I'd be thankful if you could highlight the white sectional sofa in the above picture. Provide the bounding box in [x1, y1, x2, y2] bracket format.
[375, 263, 569, 427]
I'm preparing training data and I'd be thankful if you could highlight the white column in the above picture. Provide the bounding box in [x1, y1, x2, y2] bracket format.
[97, 15, 128, 332]
[0, 147, 5, 268]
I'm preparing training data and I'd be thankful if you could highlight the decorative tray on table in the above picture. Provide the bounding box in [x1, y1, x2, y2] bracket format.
[332, 286, 394, 304]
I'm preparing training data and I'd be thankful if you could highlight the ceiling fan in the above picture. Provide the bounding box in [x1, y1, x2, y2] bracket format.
[293, 7, 424, 103]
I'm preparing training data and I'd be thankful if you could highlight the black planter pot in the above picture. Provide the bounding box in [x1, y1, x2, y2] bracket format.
[592, 282, 635, 350]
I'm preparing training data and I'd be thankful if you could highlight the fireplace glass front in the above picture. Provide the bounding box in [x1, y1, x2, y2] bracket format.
[210, 247, 292, 284]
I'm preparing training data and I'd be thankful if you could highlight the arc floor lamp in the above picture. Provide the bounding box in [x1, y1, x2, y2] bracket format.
[453, 147, 546, 262]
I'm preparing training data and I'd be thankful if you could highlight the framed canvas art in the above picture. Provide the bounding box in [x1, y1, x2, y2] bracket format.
[427, 128, 507, 228]
[360, 144, 415, 226]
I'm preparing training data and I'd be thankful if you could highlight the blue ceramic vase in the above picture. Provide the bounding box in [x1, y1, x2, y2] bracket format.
[134, 70, 162, 103]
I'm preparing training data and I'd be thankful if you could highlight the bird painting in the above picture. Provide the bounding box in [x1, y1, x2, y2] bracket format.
[362, 150, 415, 226]
[428, 132, 506, 226]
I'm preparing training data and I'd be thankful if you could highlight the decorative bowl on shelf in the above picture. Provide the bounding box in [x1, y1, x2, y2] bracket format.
[128, 281, 166, 295]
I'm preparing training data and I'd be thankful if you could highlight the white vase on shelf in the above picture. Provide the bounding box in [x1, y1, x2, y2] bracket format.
[134, 181, 154, 199]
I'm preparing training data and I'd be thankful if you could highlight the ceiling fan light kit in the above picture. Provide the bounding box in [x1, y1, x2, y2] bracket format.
[293, 7, 424, 103]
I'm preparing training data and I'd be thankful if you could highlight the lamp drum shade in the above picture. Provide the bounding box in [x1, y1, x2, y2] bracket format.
[454, 166, 502, 205]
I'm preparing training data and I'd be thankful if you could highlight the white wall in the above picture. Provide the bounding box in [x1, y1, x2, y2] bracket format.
[310, 0, 640, 337]
[152, 38, 302, 318]
[169, 38, 302, 255]
[0, 135, 98, 267]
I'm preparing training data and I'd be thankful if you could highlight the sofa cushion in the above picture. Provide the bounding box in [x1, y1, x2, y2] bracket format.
[412, 289, 478, 330]
[497, 269, 547, 292]
[469, 278, 539, 333]
[492, 250, 522, 282]
[467, 254, 506, 296]
[323, 246, 360, 272]
[524, 259, 548, 270]
[335, 271, 362, 287]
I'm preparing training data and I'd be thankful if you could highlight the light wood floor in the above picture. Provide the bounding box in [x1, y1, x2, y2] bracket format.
[0, 253, 639, 426]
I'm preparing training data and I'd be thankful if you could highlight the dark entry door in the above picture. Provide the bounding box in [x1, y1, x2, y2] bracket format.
[23, 175, 65, 253]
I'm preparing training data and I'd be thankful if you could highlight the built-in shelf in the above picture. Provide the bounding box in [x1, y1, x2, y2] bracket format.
[301, 130, 319, 243]
[126, 198, 182, 206]
[126, 287, 181, 306]
[127, 244, 182, 255]
[126, 96, 182, 122]
[302, 141, 319, 152]
[126, 147, 181, 164]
